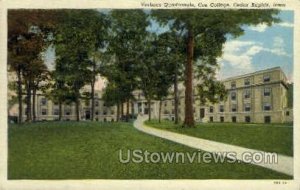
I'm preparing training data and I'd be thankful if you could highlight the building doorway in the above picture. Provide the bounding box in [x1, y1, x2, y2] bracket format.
[200, 108, 205, 119]
[85, 110, 91, 120]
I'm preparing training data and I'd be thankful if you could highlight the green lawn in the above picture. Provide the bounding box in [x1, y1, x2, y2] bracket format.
[145, 120, 293, 156]
[8, 121, 292, 179]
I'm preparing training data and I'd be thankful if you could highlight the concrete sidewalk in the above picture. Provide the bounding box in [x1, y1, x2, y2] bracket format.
[133, 116, 293, 176]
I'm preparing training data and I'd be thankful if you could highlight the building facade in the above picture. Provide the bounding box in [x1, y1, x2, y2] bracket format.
[8, 67, 293, 123]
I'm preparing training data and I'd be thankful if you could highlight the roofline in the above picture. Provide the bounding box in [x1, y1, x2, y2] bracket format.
[221, 67, 284, 82]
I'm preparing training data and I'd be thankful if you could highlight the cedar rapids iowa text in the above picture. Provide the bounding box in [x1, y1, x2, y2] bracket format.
[141, 2, 286, 8]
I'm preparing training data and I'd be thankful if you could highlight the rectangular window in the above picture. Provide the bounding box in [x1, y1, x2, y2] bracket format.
[232, 116, 237, 123]
[164, 101, 167, 107]
[244, 78, 250, 86]
[244, 103, 251, 112]
[244, 89, 251, 99]
[220, 116, 224, 122]
[111, 110, 115, 115]
[210, 117, 213, 122]
[95, 111, 99, 115]
[263, 103, 271, 111]
[264, 88, 271, 96]
[231, 104, 237, 112]
[264, 116, 271, 123]
[103, 111, 107, 115]
[40, 98, 47, 106]
[53, 109, 59, 115]
[95, 101, 99, 107]
[263, 75, 270, 82]
[245, 116, 251, 123]
[41, 109, 47, 115]
[209, 106, 214, 113]
[65, 109, 71, 115]
[219, 105, 224, 112]
[231, 81, 236, 89]
[231, 92, 236, 101]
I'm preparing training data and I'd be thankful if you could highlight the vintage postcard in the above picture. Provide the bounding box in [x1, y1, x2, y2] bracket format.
[0, 0, 299, 189]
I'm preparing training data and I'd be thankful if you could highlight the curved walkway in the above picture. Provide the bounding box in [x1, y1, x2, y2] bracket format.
[133, 115, 293, 176]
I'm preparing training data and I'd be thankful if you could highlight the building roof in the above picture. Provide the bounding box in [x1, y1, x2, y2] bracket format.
[222, 67, 285, 82]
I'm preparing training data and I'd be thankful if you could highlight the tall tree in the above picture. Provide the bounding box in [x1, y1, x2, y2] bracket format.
[102, 10, 149, 121]
[8, 10, 61, 123]
[152, 9, 280, 127]
[137, 34, 174, 121]
[55, 10, 106, 121]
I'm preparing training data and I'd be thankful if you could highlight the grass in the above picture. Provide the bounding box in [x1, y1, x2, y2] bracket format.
[145, 120, 293, 156]
[8, 121, 292, 179]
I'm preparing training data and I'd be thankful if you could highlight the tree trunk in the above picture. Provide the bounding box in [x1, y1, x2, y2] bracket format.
[148, 98, 151, 121]
[91, 80, 95, 121]
[58, 101, 62, 121]
[126, 99, 130, 122]
[25, 80, 32, 122]
[91, 56, 96, 121]
[159, 100, 162, 123]
[174, 68, 179, 124]
[32, 85, 36, 122]
[117, 103, 120, 122]
[75, 88, 80, 122]
[121, 103, 124, 119]
[17, 68, 22, 124]
[183, 29, 195, 127]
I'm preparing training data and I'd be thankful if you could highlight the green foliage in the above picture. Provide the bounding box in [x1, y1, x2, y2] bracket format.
[101, 10, 149, 106]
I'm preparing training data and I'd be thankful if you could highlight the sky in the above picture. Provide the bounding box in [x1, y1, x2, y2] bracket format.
[217, 10, 294, 82]
[44, 10, 294, 86]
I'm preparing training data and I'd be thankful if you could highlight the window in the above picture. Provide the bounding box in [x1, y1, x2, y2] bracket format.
[219, 105, 224, 112]
[244, 89, 251, 99]
[210, 117, 213, 122]
[286, 111, 290, 116]
[53, 109, 59, 115]
[65, 109, 71, 115]
[95, 101, 99, 107]
[264, 116, 271, 123]
[95, 111, 99, 115]
[164, 110, 169, 114]
[231, 81, 236, 89]
[164, 101, 167, 107]
[231, 92, 236, 100]
[209, 106, 214, 113]
[232, 116, 237, 123]
[172, 101, 174, 106]
[244, 103, 251, 112]
[245, 116, 251, 123]
[263, 75, 270, 82]
[40, 98, 47, 106]
[244, 78, 250, 86]
[111, 110, 115, 115]
[264, 88, 271, 96]
[103, 111, 107, 115]
[220, 116, 224, 122]
[231, 104, 237, 112]
[41, 109, 47, 115]
[263, 103, 271, 111]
